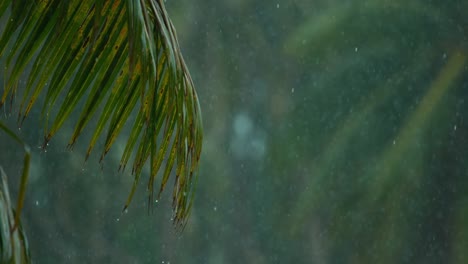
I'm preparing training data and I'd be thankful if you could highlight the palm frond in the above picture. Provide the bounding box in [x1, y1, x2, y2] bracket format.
[0, 0, 203, 227]
[0, 167, 31, 264]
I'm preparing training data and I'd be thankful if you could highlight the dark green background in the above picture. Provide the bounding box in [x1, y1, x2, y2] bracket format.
[1, 0, 468, 263]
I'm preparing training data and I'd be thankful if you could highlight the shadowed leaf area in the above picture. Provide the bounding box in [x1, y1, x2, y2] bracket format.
[0, 0, 203, 228]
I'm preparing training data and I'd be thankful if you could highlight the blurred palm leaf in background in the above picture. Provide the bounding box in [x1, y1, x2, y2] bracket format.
[0, 0, 203, 228]
[279, 0, 468, 263]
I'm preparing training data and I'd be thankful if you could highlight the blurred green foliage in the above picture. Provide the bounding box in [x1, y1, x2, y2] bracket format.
[1, 0, 468, 263]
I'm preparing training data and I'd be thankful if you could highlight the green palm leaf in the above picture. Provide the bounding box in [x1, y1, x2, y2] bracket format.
[0, 0, 203, 227]
[0, 167, 31, 264]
